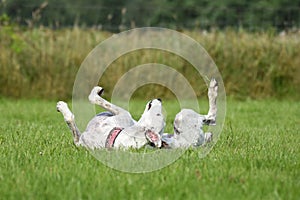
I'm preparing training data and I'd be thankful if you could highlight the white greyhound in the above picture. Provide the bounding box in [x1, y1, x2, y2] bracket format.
[57, 87, 165, 149]
[161, 78, 218, 148]
[57, 78, 218, 149]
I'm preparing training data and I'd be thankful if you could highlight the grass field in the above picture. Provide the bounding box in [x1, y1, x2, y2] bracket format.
[0, 98, 299, 199]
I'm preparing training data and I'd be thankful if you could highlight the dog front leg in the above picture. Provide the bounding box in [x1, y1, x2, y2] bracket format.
[57, 101, 81, 146]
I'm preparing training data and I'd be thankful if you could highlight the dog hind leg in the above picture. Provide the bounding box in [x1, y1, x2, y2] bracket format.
[57, 101, 81, 146]
[88, 86, 128, 115]
[204, 78, 218, 125]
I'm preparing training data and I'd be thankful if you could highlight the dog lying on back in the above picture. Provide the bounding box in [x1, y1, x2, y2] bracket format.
[57, 87, 165, 149]
[161, 78, 218, 148]
[57, 79, 217, 149]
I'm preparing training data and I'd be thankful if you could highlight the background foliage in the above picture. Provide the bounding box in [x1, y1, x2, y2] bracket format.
[0, 27, 299, 100]
[1, 0, 300, 31]
[0, 0, 300, 100]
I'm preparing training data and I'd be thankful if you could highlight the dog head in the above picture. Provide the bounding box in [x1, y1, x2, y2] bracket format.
[173, 109, 205, 147]
[137, 98, 165, 147]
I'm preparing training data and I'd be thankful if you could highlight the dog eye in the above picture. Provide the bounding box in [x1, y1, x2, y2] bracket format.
[174, 126, 180, 135]
[156, 113, 161, 116]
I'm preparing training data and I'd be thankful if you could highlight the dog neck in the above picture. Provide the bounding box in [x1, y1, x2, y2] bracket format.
[112, 125, 149, 149]
[105, 127, 124, 148]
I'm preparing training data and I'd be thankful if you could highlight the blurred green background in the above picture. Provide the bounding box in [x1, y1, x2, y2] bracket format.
[0, 0, 299, 100]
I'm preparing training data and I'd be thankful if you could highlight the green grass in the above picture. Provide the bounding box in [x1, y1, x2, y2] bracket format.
[0, 98, 299, 199]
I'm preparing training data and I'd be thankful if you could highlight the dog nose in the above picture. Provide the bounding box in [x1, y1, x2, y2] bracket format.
[157, 98, 162, 102]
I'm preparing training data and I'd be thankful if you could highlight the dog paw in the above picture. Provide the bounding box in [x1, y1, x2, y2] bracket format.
[57, 101, 68, 112]
[88, 86, 104, 104]
[209, 78, 218, 90]
[204, 132, 213, 143]
[56, 101, 73, 121]
[203, 118, 216, 126]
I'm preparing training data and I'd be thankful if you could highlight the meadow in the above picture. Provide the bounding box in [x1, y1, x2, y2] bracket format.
[0, 25, 299, 199]
[0, 98, 299, 199]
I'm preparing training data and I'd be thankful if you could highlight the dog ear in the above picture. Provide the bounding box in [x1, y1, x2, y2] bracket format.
[145, 129, 161, 147]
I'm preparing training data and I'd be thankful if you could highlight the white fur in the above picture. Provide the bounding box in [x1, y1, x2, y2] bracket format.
[57, 79, 218, 149]
[57, 86, 164, 149]
[162, 78, 218, 148]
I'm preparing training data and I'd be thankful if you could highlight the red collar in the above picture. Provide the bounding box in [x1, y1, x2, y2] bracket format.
[105, 127, 123, 148]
